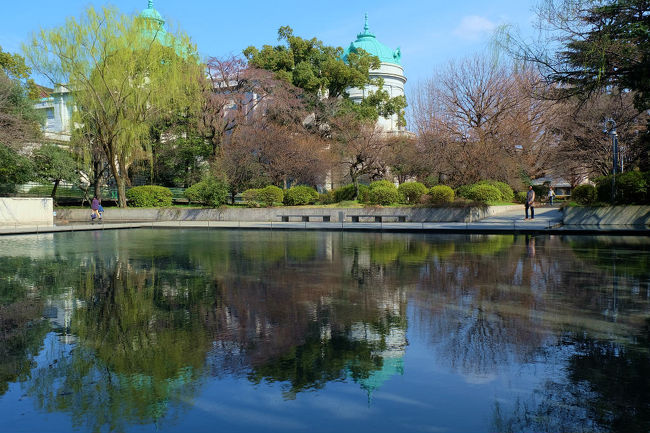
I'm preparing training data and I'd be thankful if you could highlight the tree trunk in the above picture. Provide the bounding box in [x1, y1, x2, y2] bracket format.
[116, 176, 127, 208]
[51, 179, 60, 202]
[93, 178, 102, 200]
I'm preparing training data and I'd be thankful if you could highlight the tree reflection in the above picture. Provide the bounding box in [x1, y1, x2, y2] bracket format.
[491, 319, 650, 433]
[0, 255, 78, 395]
[0, 230, 648, 432]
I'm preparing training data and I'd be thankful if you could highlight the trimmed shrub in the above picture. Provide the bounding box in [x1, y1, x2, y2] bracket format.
[243, 187, 283, 207]
[243, 185, 284, 207]
[398, 182, 428, 204]
[126, 185, 172, 207]
[318, 190, 336, 204]
[429, 185, 455, 204]
[259, 185, 283, 206]
[515, 191, 528, 204]
[242, 188, 260, 206]
[466, 184, 502, 203]
[284, 185, 319, 206]
[184, 178, 229, 207]
[368, 185, 399, 205]
[332, 184, 356, 202]
[369, 180, 396, 190]
[357, 184, 370, 203]
[595, 171, 648, 204]
[572, 184, 597, 205]
[477, 180, 514, 202]
[456, 184, 473, 200]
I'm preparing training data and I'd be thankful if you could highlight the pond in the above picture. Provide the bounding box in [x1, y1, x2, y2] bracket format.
[0, 229, 649, 433]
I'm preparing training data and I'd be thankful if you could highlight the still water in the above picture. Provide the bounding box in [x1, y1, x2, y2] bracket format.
[0, 229, 649, 433]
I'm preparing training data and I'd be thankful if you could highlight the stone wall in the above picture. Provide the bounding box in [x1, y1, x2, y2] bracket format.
[55, 205, 520, 224]
[0, 198, 54, 226]
[563, 206, 650, 226]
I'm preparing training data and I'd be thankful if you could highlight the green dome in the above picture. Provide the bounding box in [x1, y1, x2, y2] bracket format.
[343, 14, 401, 65]
[139, 0, 173, 48]
[140, 0, 166, 30]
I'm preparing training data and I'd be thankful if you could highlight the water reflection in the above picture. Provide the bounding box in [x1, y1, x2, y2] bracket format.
[0, 230, 648, 432]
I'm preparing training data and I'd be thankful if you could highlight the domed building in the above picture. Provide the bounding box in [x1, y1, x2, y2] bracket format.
[343, 15, 407, 134]
[34, 1, 185, 142]
[138, 0, 176, 50]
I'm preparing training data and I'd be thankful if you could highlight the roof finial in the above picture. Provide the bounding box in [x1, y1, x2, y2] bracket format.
[364, 13, 369, 33]
[148, 0, 154, 8]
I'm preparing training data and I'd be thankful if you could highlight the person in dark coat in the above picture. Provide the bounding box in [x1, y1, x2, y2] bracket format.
[525, 186, 535, 220]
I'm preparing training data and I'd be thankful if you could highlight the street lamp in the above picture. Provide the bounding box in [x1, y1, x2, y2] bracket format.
[603, 118, 618, 203]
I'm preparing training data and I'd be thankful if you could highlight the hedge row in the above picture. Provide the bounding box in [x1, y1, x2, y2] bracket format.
[126, 185, 173, 207]
[456, 180, 515, 203]
[184, 178, 229, 207]
[242, 185, 284, 207]
[595, 171, 649, 204]
[284, 185, 319, 206]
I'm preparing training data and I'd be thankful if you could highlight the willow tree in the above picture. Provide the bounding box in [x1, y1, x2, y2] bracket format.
[24, 6, 202, 207]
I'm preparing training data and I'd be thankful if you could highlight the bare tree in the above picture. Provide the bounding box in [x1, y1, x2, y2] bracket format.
[410, 56, 558, 187]
[329, 114, 391, 196]
[549, 91, 648, 181]
[202, 56, 305, 158]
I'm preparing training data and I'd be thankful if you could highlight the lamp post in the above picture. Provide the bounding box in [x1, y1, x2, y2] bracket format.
[604, 118, 618, 203]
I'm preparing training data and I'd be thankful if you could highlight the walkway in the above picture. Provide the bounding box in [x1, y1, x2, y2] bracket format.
[1, 205, 647, 236]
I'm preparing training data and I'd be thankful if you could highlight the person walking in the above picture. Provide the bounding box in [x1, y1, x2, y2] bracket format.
[525, 186, 535, 220]
[548, 187, 556, 206]
[91, 196, 100, 221]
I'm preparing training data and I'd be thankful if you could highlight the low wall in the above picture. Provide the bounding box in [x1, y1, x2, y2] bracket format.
[0, 198, 54, 226]
[563, 206, 650, 226]
[55, 205, 520, 224]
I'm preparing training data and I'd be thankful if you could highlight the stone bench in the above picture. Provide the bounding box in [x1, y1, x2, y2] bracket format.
[347, 215, 407, 223]
[278, 215, 331, 222]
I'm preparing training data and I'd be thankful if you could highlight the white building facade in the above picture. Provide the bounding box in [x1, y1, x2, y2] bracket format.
[33, 84, 73, 142]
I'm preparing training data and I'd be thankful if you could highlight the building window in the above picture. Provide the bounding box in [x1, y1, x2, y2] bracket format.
[46, 108, 55, 119]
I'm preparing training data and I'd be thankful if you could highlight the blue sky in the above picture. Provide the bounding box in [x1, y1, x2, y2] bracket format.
[0, 0, 538, 92]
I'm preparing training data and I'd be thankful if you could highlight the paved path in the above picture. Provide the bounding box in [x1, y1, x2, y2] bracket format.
[1, 205, 647, 236]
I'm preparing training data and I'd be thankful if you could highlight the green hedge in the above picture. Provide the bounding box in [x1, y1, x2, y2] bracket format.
[284, 185, 319, 206]
[398, 182, 428, 204]
[319, 190, 336, 204]
[333, 184, 357, 202]
[476, 180, 514, 202]
[126, 185, 173, 207]
[456, 184, 473, 200]
[429, 185, 455, 204]
[595, 171, 649, 204]
[572, 184, 597, 205]
[357, 184, 370, 203]
[184, 178, 229, 207]
[515, 191, 528, 204]
[364, 180, 399, 205]
[368, 185, 399, 205]
[466, 184, 502, 203]
[243, 185, 284, 207]
[369, 180, 395, 190]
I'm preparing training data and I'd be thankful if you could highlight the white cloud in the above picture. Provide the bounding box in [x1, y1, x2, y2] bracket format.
[452, 15, 497, 41]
